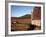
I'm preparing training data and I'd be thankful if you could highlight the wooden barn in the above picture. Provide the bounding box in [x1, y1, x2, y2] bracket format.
[31, 7, 41, 26]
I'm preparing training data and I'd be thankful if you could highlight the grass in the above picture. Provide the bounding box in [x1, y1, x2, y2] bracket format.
[11, 22, 41, 31]
[15, 23, 32, 26]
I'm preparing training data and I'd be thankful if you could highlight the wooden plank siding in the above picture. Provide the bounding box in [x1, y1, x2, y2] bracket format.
[11, 18, 31, 24]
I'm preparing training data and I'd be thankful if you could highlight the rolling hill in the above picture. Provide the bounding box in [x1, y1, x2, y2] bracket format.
[16, 14, 31, 18]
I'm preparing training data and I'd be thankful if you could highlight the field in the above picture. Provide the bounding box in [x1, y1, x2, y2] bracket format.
[11, 22, 41, 31]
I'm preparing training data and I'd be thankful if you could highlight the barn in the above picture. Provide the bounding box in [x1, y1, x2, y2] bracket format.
[31, 7, 41, 26]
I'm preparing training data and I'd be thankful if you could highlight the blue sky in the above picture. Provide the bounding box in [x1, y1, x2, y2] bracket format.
[11, 5, 33, 17]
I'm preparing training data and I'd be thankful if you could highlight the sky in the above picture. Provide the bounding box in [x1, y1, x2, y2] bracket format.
[11, 5, 34, 17]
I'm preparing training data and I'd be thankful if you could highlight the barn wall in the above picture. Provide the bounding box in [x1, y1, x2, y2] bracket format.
[11, 18, 31, 23]
[32, 7, 41, 20]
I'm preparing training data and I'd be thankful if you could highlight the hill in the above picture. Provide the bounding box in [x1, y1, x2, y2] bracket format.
[17, 14, 31, 18]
